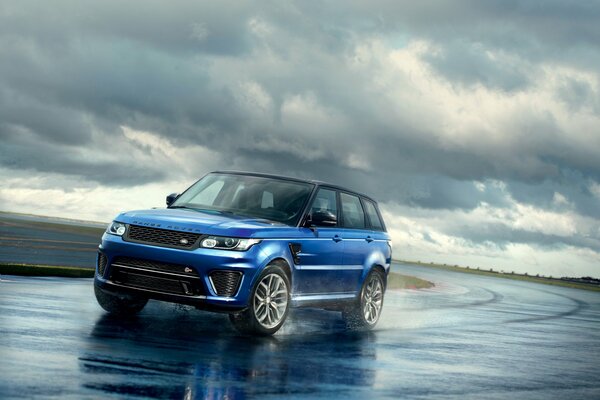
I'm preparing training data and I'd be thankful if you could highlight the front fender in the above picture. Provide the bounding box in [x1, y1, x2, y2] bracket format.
[255, 239, 297, 291]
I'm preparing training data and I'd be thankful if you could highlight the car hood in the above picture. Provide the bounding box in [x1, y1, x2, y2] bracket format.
[115, 208, 290, 237]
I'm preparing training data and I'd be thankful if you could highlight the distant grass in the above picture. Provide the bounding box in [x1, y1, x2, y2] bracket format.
[0, 211, 105, 238]
[0, 263, 94, 278]
[387, 271, 434, 290]
[396, 260, 600, 292]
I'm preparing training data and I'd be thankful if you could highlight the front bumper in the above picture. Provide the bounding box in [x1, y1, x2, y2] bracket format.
[94, 233, 268, 311]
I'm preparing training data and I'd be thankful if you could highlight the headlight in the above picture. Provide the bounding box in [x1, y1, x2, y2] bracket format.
[200, 236, 261, 251]
[107, 221, 127, 236]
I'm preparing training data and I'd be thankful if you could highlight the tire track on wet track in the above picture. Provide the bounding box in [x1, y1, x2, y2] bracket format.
[505, 288, 589, 323]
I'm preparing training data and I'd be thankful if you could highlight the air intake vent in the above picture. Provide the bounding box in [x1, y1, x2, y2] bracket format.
[210, 271, 242, 297]
[97, 252, 107, 277]
[115, 271, 190, 295]
[125, 225, 201, 249]
[110, 263, 205, 297]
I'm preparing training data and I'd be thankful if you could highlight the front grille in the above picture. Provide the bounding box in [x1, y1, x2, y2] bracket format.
[97, 253, 107, 277]
[125, 225, 201, 249]
[112, 257, 198, 276]
[210, 271, 242, 297]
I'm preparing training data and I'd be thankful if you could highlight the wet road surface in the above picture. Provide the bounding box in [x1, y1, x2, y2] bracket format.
[1, 263, 599, 399]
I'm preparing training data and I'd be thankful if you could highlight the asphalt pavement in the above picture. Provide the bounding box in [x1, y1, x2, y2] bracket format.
[0, 213, 102, 267]
[1, 263, 599, 399]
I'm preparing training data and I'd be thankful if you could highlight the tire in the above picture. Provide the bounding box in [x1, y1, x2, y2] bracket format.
[343, 269, 386, 330]
[229, 264, 291, 336]
[94, 285, 148, 315]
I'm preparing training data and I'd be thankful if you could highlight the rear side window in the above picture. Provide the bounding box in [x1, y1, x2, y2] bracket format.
[340, 193, 366, 229]
[363, 200, 384, 231]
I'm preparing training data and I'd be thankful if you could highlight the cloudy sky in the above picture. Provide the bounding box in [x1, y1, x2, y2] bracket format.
[1, 1, 599, 277]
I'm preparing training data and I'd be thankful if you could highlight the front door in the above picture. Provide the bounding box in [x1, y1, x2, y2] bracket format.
[294, 188, 345, 295]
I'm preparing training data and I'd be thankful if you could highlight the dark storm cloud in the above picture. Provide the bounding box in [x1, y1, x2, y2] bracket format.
[444, 222, 600, 254]
[508, 172, 600, 219]
[0, 1, 254, 56]
[0, 123, 168, 185]
[1, 0, 599, 254]
[337, 0, 600, 54]
[422, 40, 531, 92]
[557, 76, 600, 113]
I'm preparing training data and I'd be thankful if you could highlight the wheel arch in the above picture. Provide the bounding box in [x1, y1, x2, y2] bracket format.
[249, 240, 296, 293]
[266, 257, 293, 284]
[371, 264, 387, 288]
[362, 248, 390, 287]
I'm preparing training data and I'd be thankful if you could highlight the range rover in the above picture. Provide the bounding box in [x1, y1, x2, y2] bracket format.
[94, 171, 392, 335]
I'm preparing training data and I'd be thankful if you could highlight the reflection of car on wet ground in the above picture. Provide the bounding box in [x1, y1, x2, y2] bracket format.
[94, 171, 392, 334]
[83, 312, 377, 399]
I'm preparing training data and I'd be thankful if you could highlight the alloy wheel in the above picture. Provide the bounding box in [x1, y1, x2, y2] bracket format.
[362, 274, 383, 324]
[253, 273, 289, 329]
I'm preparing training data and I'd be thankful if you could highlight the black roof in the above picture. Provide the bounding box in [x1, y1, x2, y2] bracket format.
[211, 170, 377, 203]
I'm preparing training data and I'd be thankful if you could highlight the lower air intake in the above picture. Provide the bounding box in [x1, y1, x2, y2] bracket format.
[97, 253, 107, 277]
[116, 271, 188, 295]
[210, 271, 242, 297]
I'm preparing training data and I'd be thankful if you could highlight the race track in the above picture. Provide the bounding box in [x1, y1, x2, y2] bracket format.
[0, 263, 599, 399]
[0, 212, 102, 268]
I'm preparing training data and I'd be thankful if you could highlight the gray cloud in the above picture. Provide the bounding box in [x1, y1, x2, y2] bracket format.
[422, 40, 531, 92]
[446, 222, 600, 254]
[0, 124, 169, 185]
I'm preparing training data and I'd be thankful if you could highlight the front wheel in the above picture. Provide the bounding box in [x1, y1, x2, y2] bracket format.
[343, 269, 386, 330]
[229, 264, 290, 336]
[94, 285, 148, 315]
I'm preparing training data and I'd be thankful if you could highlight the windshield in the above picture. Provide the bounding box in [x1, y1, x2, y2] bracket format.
[171, 174, 315, 225]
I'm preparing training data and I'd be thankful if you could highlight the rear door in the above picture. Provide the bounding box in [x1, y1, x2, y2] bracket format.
[363, 198, 392, 265]
[338, 192, 370, 293]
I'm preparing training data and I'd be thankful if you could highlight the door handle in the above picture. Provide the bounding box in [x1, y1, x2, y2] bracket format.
[365, 236, 374, 243]
[333, 235, 342, 243]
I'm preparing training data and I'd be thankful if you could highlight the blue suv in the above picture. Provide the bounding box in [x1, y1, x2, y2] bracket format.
[94, 171, 392, 335]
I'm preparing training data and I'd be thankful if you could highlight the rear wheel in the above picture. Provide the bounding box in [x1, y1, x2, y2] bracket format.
[94, 285, 148, 315]
[343, 269, 385, 330]
[229, 264, 290, 336]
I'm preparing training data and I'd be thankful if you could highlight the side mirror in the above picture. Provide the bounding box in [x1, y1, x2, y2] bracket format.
[309, 210, 337, 227]
[166, 193, 179, 207]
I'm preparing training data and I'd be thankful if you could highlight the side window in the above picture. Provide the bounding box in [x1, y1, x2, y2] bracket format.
[310, 188, 338, 216]
[364, 200, 384, 231]
[340, 193, 366, 229]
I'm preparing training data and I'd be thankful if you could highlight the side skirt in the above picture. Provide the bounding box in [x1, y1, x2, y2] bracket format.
[290, 292, 358, 310]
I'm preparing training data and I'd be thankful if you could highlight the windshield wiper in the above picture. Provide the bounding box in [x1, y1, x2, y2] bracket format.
[170, 205, 226, 215]
[217, 210, 239, 216]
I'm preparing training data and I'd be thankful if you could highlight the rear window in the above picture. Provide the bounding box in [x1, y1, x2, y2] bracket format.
[363, 200, 384, 231]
